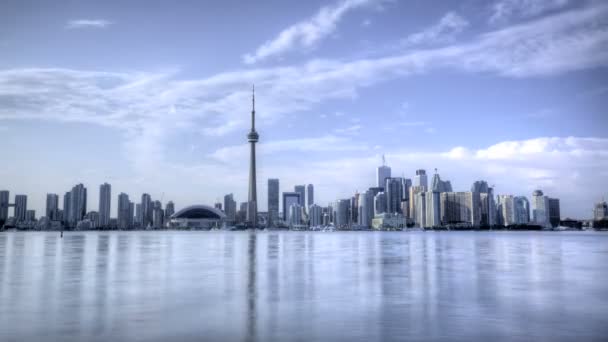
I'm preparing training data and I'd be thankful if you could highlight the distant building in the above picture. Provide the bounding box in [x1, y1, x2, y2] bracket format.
[0, 190, 9, 225]
[409, 185, 425, 224]
[431, 171, 452, 192]
[414, 169, 428, 189]
[548, 198, 560, 228]
[99, 183, 111, 228]
[288, 203, 302, 227]
[307, 184, 314, 207]
[440, 192, 480, 227]
[471, 181, 495, 226]
[141, 193, 152, 228]
[334, 199, 351, 229]
[372, 213, 406, 230]
[169, 205, 226, 229]
[68, 184, 87, 228]
[165, 201, 175, 223]
[294, 185, 306, 207]
[117, 193, 132, 229]
[532, 190, 550, 228]
[46, 193, 59, 221]
[309, 204, 323, 227]
[425, 191, 441, 228]
[153, 201, 164, 229]
[497, 195, 515, 226]
[282, 192, 301, 221]
[594, 201, 608, 220]
[14, 194, 27, 222]
[385, 177, 404, 214]
[223, 194, 237, 223]
[63, 191, 71, 226]
[374, 192, 387, 215]
[513, 196, 530, 224]
[135, 203, 142, 226]
[414, 192, 426, 227]
[376, 155, 391, 189]
[25, 209, 36, 222]
[268, 179, 279, 227]
[358, 190, 374, 227]
[351, 192, 360, 224]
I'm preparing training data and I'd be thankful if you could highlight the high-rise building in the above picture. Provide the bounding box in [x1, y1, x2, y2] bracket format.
[117, 193, 131, 229]
[153, 200, 164, 229]
[294, 185, 306, 207]
[334, 199, 351, 229]
[531, 190, 549, 228]
[401, 178, 412, 200]
[282, 192, 301, 221]
[141, 193, 152, 228]
[514, 196, 530, 224]
[246, 86, 259, 227]
[374, 192, 387, 215]
[68, 184, 87, 227]
[46, 193, 59, 221]
[440, 192, 480, 227]
[63, 191, 71, 226]
[99, 183, 111, 228]
[224, 194, 237, 223]
[358, 190, 374, 227]
[25, 210, 36, 222]
[14, 194, 27, 222]
[307, 184, 314, 207]
[0, 190, 9, 225]
[497, 195, 515, 226]
[309, 204, 323, 227]
[414, 192, 426, 227]
[594, 201, 608, 220]
[425, 191, 441, 228]
[431, 170, 452, 192]
[164, 201, 175, 224]
[376, 155, 391, 189]
[268, 179, 279, 227]
[414, 169, 428, 189]
[471, 180, 495, 226]
[351, 192, 360, 224]
[288, 203, 302, 226]
[135, 203, 142, 226]
[409, 185, 425, 224]
[548, 198, 560, 228]
[385, 177, 404, 214]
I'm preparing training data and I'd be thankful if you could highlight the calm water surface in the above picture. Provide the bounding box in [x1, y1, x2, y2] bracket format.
[1, 231, 607, 342]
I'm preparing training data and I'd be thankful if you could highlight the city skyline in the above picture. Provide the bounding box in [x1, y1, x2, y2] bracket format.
[1, 0, 608, 219]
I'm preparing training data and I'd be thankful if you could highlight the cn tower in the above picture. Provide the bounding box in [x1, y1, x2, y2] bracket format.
[246, 85, 259, 228]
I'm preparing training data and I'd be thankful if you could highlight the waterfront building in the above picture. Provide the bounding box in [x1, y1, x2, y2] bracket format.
[46, 193, 59, 221]
[376, 155, 391, 189]
[374, 192, 387, 215]
[307, 184, 314, 207]
[358, 190, 374, 228]
[431, 170, 452, 192]
[63, 191, 71, 226]
[425, 191, 441, 228]
[372, 213, 406, 230]
[334, 199, 351, 229]
[99, 183, 111, 228]
[135, 203, 142, 226]
[414, 192, 426, 227]
[414, 169, 428, 189]
[117, 193, 131, 229]
[440, 192, 480, 227]
[514, 196, 530, 224]
[165, 201, 175, 221]
[0, 190, 8, 225]
[351, 192, 359, 224]
[25, 210, 36, 222]
[532, 190, 550, 228]
[169, 205, 226, 229]
[141, 193, 152, 228]
[472, 180, 496, 226]
[294, 185, 306, 207]
[548, 198, 560, 228]
[268, 179, 279, 227]
[497, 195, 515, 226]
[14, 194, 27, 222]
[223, 194, 237, 223]
[288, 203, 302, 227]
[282, 192, 301, 221]
[594, 201, 608, 220]
[153, 201, 164, 229]
[385, 177, 404, 214]
[409, 185, 425, 224]
[309, 204, 323, 227]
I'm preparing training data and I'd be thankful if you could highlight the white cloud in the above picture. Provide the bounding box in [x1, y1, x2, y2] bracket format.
[242, 0, 380, 64]
[405, 12, 470, 46]
[334, 124, 362, 135]
[66, 19, 113, 29]
[489, 0, 569, 24]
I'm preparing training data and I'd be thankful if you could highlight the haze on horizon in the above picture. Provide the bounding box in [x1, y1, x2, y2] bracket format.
[1, 0, 607, 219]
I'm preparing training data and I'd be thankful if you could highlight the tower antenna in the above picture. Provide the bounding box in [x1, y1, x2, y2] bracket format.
[382, 154, 386, 166]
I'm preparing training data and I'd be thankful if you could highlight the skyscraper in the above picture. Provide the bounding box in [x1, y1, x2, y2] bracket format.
[594, 201, 608, 220]
[307, 184, 314, 207]
[63, 191, 71, 226]
[514, 196, 530, 224]
[309, 204, 323, 227]
[497, 195, 515, 226]
[374, 192, 387, 215]
[68, 184, 87, 227]
[358, 190, 374, 227]
[141, 193, 152, 228]
[431, 170, 452, 192]
[46, 193, 59, 220]
[282, 192, 301, 221]
[548, 198, 560, 228]
[14, 195, 27, 222]
[471, 180, 495, 226]
[224, 194, 237, 223]
[440, 192, 480, 227]
[376, 155, 391, 189]
[165, 201, 175, 221]
[0, 190, 9, 225]
[246, 85, 259, 227]
[532, 190, 549, 228]
[414, 169, 428, 189]
[99, 183, 111, 228]
[334, 199, 351, 229]
[117, 193, 131, 229]
[268, 179, 279, 227]
[294, 185, 306, 207]
[385, 177, 404, 214]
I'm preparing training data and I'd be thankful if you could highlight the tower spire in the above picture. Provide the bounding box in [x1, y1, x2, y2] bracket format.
[382, 154, 386, 166]
[251, 84, 256, 131]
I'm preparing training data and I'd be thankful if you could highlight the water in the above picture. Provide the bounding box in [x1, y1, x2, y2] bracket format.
[1, 231, 607, 342]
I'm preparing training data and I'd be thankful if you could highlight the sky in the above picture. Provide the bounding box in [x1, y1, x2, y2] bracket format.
[1, 0, 607, 219]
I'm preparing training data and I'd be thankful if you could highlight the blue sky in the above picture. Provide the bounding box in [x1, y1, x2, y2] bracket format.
[1, 0, 607, 219]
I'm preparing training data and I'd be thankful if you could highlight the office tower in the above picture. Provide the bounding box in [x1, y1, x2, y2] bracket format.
[153, 201, 164, 229]
[309, 204, 323, 227]
[531, 190, 549, 228]
[401, 178, 412, 200]
[46, 193, 59, 220]
[246, 86, 259, 227]
[282, 192, 301, 221]
[0, 190, 8, 225]
[334, 199, 351, 229]
[268, 179, 279, 227]
[414, 169, 428, 189]
[288, 203, 302, 226]
[165, 201, 175, 220]
[413, 192, 426, 227]
[224, 194, 237, 222]
[351, 192, 359, 224]
[85, 211, 100, 228]
[374, 192, 387, 215]
[14, 194, 27, 222]
[548, 198, 560, 228]
[431, 170, 452, 192]
[99, 183, 111, 228]
[63, 191, 71, 226]
[68, 184, 87, 227]
[595, 201, 608, 220]
[25, 210, 35, 222]
[471, 180, 495, 226]
[358, 190, 374, 227]
[117, 193, 131, 229]
[237, 202, 248, 223]
[514, 196, 530, 224]
[135, 203, 142, 226]
[128, 202, 135, 227]
[385, 177, 404, 214]
[307, 184, 314, 207]
[141, 193, 152, 228]
[409, 185, 425, 223]
[376, 154, 391, 189]
[294, 185, 306, 206]
[497, 195, 515, 226]
[440, 192, 480, 227]
[425, 191, 441, 228]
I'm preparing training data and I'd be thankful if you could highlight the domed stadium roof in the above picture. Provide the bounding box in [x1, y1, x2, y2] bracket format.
[171, 205, 226, 220]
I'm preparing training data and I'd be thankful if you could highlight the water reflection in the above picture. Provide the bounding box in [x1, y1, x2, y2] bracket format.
[0, 231, 607, 341]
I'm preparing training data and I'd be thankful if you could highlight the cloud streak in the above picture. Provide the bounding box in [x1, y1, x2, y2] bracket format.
[66, 19, 113, 29]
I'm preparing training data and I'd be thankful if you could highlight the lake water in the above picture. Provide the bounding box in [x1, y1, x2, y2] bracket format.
[1, 231, 607, 341]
